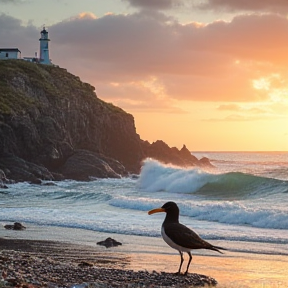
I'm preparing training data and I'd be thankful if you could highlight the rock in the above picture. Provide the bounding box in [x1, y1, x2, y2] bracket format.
[0, 169, 7, 181]
[96, 237, 122, 248]
[0, 60, 213, 183]
[199, 157, 214, 167]
[0, 60, 143, 181]
[4, 222, 26, 230]
[141, 141, 213, 168]
[78, 261, 94, 268]
[0, 169, 13, 188]
[58, 150, 126, 180]
[41, 182, 56, 186]
[0, 155, 55, 183]
[30, 178, 42, 185]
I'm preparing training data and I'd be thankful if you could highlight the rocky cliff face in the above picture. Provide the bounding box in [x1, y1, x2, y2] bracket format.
[0, 60, 212, 184]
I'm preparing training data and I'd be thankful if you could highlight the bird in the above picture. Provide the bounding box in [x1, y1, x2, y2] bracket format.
[148, 201, 226, 275]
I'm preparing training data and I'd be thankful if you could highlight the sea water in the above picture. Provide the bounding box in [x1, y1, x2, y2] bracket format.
[0, 152, 288, 257]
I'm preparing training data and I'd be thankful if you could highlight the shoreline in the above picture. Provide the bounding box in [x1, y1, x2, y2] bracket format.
[0, 238, 217, 288]
[1, 225, 288, 287]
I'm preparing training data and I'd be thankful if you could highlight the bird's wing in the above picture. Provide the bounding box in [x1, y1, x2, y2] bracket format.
[164, 223, 214, 250]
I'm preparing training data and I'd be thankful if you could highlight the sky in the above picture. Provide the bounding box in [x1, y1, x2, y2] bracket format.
[0, 0, 288, 151]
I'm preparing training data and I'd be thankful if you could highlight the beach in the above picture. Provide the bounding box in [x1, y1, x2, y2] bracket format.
[1, 152, 287, 287]
[1, 225, 288, 288]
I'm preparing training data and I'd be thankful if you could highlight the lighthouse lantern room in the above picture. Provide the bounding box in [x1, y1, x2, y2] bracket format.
[39, 27, 51, 65]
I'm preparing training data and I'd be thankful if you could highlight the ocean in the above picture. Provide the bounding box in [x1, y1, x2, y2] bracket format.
[1, 151, 288, 258]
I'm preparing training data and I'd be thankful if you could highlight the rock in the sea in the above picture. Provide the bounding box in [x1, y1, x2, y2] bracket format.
[97, 237, 122, 248]
[0, 182, 8, 189]
[199, 156, 214, 167]
[4, 222, 26, 230]
[141, 141, 214, 168]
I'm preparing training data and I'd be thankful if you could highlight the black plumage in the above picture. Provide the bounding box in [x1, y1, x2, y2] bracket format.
[148, 201, 225, 275]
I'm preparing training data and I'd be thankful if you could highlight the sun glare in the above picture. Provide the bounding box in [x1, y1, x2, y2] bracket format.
[110, 82, 120, 87]
[252, 77, 270, 91]
[140, 77, 166, 99]
[78, 12, 97, 19]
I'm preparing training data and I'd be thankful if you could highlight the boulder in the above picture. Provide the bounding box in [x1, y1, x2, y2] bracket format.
[0, 155, 55, 183]
[97, 237, 122, 248]
[199, 157, 214, 168]
[4, 222, 26, 230]
[58, 149, 127, 180]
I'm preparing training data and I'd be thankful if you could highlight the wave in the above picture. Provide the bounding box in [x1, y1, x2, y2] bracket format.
[109, 195, 288, 230]
[137, 159, 288, 199]
[4, 179, 119, 202]
[1, 204, 288, 244]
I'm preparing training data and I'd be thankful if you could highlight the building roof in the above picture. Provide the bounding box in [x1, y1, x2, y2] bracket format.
[0, 48, 21, 52]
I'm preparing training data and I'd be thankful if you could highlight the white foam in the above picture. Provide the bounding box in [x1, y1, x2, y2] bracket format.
[137, 158, 212, 193]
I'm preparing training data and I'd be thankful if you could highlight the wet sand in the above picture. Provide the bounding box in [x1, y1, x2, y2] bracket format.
[0, 224, 287, 287]
[128, 252, 288, 288]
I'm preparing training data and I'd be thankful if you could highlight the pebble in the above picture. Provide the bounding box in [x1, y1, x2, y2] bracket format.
[0, 250, 217, 288]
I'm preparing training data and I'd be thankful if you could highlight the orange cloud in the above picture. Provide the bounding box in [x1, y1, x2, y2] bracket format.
[0, 9, 287, 150]
[217, 104, 241, 111]
[198, 0, 288, 14]
[1, 10, 288, 110]
[77, 12, 97, 20]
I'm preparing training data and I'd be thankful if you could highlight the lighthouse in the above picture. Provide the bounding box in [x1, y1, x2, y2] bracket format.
[39, 27, 51, 65]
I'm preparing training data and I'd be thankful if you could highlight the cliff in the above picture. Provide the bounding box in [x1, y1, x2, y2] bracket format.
[0, 60, 212, 184]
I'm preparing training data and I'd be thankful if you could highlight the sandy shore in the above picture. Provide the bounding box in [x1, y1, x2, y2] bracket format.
[0, 238, 218, 288]
[0, 225, 288, 287]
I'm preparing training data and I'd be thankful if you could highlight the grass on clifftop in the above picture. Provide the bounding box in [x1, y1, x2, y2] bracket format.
[0, 59, 127, 116]
[0, 61, 36, 115]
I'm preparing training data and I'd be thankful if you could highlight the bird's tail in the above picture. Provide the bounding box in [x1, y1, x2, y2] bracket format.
[210, 245, 227, 254]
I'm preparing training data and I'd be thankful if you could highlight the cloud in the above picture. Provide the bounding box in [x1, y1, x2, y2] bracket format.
[0, 14, 38, 50]
[123, 0, 183, 10]
[124, 0, 288, 14]
[0, 0, 27, 3]
[217, 104, 241, 111]
[212, 101, 288, 122]
[1, 10, 288, 113]
[217, 104, 268, 114]
[95, 77, 187, 113]
[204, 113, 279, 122]
[52, 12, 288, 99]
[197, 0, 288, 14]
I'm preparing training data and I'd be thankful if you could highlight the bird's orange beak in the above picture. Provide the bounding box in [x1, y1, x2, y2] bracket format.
[148, 207, 165, 215]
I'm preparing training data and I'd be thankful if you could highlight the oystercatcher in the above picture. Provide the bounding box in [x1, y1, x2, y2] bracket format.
[148, 201, 225, 275]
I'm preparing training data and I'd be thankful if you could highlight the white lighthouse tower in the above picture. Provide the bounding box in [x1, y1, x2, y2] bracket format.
[39, 27, 51, 65]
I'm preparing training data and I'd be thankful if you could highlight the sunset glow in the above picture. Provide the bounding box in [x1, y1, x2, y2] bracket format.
[0, 0, 287, 151]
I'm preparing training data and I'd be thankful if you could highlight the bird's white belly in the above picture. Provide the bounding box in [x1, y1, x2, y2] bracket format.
[161, 226, 191, 253]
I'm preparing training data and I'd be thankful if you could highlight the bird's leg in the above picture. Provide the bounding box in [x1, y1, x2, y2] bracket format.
[176, 251, 184, 275]
[184, 252, 192, 275]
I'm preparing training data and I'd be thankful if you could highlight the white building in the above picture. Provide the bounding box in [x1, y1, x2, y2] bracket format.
[0, 27, 51, 65]
[0, 48, 21, 59]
